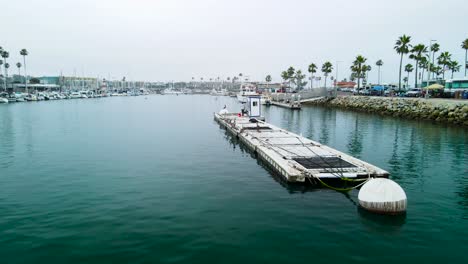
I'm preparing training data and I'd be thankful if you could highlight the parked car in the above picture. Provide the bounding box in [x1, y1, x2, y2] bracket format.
[357, 89, 371, 95]
[405, 88, 422, 97]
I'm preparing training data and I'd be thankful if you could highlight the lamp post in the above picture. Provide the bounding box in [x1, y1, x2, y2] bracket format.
[335, 61, 343, 97]
[426, 39, 436, 99]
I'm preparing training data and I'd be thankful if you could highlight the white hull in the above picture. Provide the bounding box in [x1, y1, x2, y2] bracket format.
[237, 94, 248, 103]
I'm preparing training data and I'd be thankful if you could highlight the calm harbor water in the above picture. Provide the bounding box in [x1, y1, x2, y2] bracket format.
[0, 95, 467, 263]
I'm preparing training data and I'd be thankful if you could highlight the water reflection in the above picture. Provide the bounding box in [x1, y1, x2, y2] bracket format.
[388, 126, 402, 180]
[357, 207, 406, 232]
[318, 109, 331, 145]
[0, 107, 15, 169]
[347, 117, 363, 158]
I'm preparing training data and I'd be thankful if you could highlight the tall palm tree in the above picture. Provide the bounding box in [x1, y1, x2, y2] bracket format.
[321, 62, 333, 88]
[419, 56, 428, 87]
[307, 63, 317, 88]
[448, 60, 461, 78]
[0, 60, 3, 91]
[394, 35, 412, 91]
[0, 47, 3, 86]
[404, 64, 413, 89]
[350, 55, 367, 89]
[4, 63, 10, 90]
[430, 43, 440, 79]
[409, 44, 427, 88]
[376, 59, 383, 84]
[1, 51, 9, 91]
[20, 49, 29, 93]
[16, 62, 22, 81]
[437, 51, 452, 79]
[462, 39, 468, 77]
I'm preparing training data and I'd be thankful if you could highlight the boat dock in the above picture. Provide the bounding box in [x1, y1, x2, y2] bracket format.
[214, 113, 389, 183]
[271, 101, 302, 110]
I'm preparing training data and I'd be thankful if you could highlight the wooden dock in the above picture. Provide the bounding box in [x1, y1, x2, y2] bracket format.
[214, 113, 389, 183]
[271, 101, 302, 110]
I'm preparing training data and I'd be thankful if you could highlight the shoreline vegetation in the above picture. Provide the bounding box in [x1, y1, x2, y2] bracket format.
[303, 96, 468, 126]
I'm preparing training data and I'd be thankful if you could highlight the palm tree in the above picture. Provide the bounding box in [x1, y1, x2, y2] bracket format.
[20, 49, 29, 93]
[419, 56, 428, 87]
[293, 70, 307, 90]
[403, 77, 408, 87]
[0, 60, 3, 91]
[409, 44, 428, 88]
[321, 62, 333, 88]
[394, 35, 412, 91]
[1, 51, 9, 91]
[0, 47, 3, 87]
[462, 39, 468, 77]
[376, 59, 383, 84]
[448, 60, 461, 78]
[286, 66, 295, 88]
[350, 55, 367, 89]
[430, 63, 442, 78]
[281, 71, 288, 85]
[430, 43, 440, 79]
[16, 62, 22, 81]
[265, 75, 272, 89]
[308, 63, 317, 88]
[404, 64, 413, 88]
[437, 51, 452, 79]
[4, 63, 10, 90]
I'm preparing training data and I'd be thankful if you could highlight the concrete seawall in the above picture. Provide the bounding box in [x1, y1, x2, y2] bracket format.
[303, 96, 468, 126]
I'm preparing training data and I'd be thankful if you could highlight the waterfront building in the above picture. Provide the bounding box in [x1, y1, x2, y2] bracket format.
[445, 78, 468, 89]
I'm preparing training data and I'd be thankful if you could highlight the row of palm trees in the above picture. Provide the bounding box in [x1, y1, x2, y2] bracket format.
[275, 36, 467, 91]
[0, 46, 29, 92]
[277, 62, 335, 90]
[395, 36, 468, 91]
[283, 59, 376, 90]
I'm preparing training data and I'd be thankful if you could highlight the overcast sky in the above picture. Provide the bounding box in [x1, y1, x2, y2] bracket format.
[2, 0, 468, 83]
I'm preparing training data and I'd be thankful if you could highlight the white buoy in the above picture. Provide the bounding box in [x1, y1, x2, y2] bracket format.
[358, 178, 407, 215]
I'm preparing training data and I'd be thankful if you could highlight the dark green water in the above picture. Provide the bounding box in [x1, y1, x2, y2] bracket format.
[0, 95, 467, 263]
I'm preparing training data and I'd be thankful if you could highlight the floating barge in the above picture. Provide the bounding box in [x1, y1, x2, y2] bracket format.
[214, 113, 389, 184]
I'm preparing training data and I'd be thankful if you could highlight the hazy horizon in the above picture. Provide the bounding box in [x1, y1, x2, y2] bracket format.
[2, 0, 468, 83]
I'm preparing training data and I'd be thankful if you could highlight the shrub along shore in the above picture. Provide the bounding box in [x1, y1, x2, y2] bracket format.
[304, 96, 468, 126]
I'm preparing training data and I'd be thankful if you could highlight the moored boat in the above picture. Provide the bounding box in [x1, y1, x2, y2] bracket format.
[237, 84, 258, 103]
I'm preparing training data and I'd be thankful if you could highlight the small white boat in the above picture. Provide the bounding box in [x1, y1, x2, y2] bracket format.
[261, 94, 272, 105]
[25, 94, 37, 101]
[79, 91, 88, 98]
[210, 88, 229, 96]
[0, 97, 8, 104]
[161, 88, 182, 95]
[237, 84, 258, 103]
